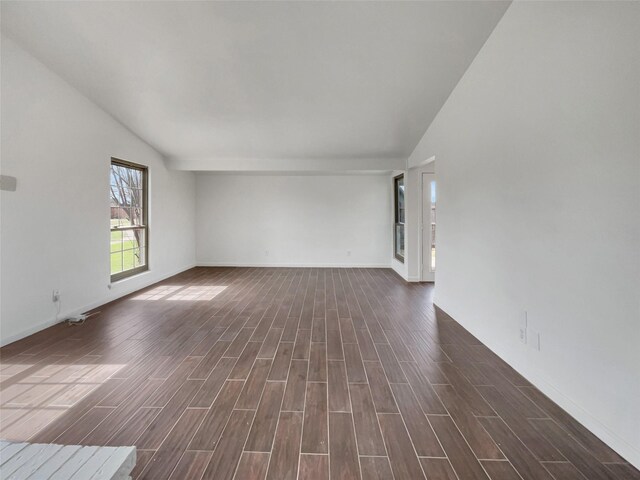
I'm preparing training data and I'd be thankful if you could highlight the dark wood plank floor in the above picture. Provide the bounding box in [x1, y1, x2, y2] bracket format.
[1, 267, 637, 480]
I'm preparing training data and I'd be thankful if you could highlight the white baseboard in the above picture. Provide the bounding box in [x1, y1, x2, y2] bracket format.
[0, 317, 65, 349]
[434, 300, 640, 470]
[390, 261, 407, 281]
[196, 262, 391, 268]
[0, 263, 196, 347]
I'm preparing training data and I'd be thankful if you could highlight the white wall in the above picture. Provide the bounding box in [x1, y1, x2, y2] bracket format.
[0, 37, 196, 346]
[409, 2, 640, 467]
[196, 174, 391, 267]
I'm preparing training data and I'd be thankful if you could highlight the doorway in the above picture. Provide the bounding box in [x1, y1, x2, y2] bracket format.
[421, 173, 436, 282]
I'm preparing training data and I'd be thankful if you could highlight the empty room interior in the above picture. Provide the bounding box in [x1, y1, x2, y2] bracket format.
[1, 1, 639, 479]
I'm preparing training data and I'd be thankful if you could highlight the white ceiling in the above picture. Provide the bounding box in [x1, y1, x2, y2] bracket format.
[1, 1, 509, 170]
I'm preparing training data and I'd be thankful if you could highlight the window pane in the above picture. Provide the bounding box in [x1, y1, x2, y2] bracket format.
[119, 206, 128, 227]
[111, 252, 123, 274]
[125, 188, 136, 207]
[121, 229, 134, 251]
[131, 206, 143, 226]
[110, 165, 125, 188]
[131, 228, 146, 250]
[110, 210, 116, 228]
[125, 207, 134, 227]
[395, 176, 405, 224]
[110, 230, 123, 254]
[131, 188, 143, 210]
[395, 224, 404, 259]
[397, 178, 405, 224]
[136, 247, 146, 268]
[129, 169, 142, 189]
[122, 247, 136, 271]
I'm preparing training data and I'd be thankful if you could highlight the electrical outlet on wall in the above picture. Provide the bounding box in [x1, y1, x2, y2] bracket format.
[52, 290, 60, 303]
[519, 311, 527, 344]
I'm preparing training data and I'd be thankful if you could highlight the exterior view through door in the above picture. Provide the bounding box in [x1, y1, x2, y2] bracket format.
[422, 173, 436, 282]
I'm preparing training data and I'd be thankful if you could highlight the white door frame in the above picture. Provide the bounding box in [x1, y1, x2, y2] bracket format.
[421, 173, 436, 282]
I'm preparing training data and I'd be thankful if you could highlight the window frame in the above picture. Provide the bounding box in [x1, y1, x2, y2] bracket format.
[110, 157, 149, 282]
[394, 174, 405, 263]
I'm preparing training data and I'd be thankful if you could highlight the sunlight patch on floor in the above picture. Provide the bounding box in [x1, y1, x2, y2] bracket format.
[132, 285, 183, 300]
[0, 361, 125, 442]
[167, 285, 227, 301]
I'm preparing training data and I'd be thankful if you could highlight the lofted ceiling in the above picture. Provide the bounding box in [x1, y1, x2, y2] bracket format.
[1, 1, 510, 172]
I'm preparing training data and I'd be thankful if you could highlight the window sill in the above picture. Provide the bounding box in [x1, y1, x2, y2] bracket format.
[110, 266, 149, 285]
